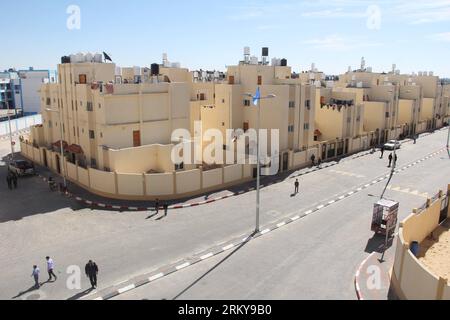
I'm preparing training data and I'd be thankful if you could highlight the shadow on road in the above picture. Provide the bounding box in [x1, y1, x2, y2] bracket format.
[171, 231, 257, 300]
[364, 233, 394, 254]
[67, 287, 95, 300]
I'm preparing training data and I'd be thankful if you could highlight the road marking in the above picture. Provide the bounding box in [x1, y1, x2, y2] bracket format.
[316, 205, 324, 210]
[348, 191, 354, 195]
[357, 187, 363, 191]
[328, 200, 335, 204]
[364, 184, 371, 187]
[200, 253, 214, 260]
[338, 195, 345, 200]
[176, 262, 190, 270]
[260, 229, 270, 235]
[148, 273, 164, 282]
[291, 215, 300, 221]
[304, 210, 313, 215]
[94, 297, 103, 300]
[117, 284, 135, 294]
[277, 222, 286, 227]
[222, 244, 234, 251]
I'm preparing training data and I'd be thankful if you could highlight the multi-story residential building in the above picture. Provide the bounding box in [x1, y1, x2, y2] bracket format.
[22, 51, 450, 200]
[0, 68, 55, 119]
[0, 70, 22, 118]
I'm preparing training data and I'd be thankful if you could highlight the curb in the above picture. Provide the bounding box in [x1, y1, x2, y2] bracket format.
[354, 252, 376, 300]
[84, 147, 446, 300]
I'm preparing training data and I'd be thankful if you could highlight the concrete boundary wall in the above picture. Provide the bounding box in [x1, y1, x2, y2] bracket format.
[391, 185, 450, 300]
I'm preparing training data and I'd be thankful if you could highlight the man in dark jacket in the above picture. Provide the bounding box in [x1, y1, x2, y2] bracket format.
[85, 260, 98, 289]
[388, 153, 393, 167]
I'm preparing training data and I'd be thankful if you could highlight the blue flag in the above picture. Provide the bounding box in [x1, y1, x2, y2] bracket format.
[253, 87, 260, 106]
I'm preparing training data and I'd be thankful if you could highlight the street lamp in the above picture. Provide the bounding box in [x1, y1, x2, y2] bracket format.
[244, 89, 276, 233]
[45, 107, 67, 188]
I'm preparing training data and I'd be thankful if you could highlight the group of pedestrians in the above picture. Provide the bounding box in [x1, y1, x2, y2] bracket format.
[6, 171, 18, 190]
[379, 146, 398, 167]
[152, 198, 169, 217]
[31, 256, 99, 290]
[310, 154, 322, 168]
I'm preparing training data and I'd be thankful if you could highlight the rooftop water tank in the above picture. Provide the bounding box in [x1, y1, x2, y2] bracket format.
[151, 63, 159, 76]
[280, 58, 287, 66]
[244, 46, 250, 55]
[76, 52, 84, 63]
[70, 54, 76, 63]
[94, 53, 103, 63]
[133, 66, 141, 75]
[115, 66, 122, 75]
[85, 52, 94, 63]
[250, 56, 258, 65]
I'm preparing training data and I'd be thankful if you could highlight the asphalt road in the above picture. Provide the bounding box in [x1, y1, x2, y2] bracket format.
[0, 128, 448, 300]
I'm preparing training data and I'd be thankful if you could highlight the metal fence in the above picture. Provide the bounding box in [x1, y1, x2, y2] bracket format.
[0, 114, 42, 136]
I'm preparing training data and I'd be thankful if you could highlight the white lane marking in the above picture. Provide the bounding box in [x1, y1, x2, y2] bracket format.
[277, 222, 286, 227]
[200, 253, 214, 260]
[328, 200, 335, 204]
[304, 210, 313, 215]
[118, 284, 135, 294]
[339, 195, 345, 200]
[176, 262, 190, 270]
[316, 205, 324, 210]
[364, 184, 371, 187]
[94, 297, 103, 300]
[348, 191, 354, 195]
[148, 273, 164, 282]
[357, 187, 362, 191]
[222, 244, 234, 251]
[260, 229, 270, 235]
[291, 215, 300, 221]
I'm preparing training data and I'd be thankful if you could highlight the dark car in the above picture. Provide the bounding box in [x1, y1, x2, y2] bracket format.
[8, 160, 35, 176]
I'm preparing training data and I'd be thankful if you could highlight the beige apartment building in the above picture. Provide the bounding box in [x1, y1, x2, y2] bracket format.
[22, 51, 450, 200]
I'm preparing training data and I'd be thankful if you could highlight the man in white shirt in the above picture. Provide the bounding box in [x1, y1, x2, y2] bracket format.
[31, 265, 40, 288]
[46, 256, 57, 281]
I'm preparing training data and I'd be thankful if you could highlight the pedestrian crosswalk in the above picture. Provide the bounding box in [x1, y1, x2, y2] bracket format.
[329, 169, 365, 178]
[386, 185, 429, 198]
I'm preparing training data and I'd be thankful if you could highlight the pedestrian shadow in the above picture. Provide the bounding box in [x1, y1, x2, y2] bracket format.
[11, 285, 41, 299]
[66, 287, 95, 300]
[156, 215, 166, 221]
[171, 231, 257, 300]
[146, 212, 159, 220]
[290, 193, 297, 197]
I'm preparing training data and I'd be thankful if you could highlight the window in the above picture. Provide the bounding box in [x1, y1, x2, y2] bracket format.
[347, 117, 351, 123]
[222, 122, 225, 126]
[48, 120, 52, 128]
[89, 130, 95, 139]
[100, 132, 103, 138]
[90, 158, 97, 168]
[257, 76, 262, 85]
[385, 112, 390, 118]
[303, 123, 309, 130]
[175, 162, 184, 171]
[288, 125, 295, 132]
[73, 127, 76, 136]
[98, 103, 101, 109]
[289, 101, 295, 108]
[86, 102, 93, 111]
[71, 101, 74, 111]
[46, 98, 51, 106]
[222, 99, 225, 103]
[77, 127, 79, 137]
[79, 101, 83, 106]
[305, 100, 311, 109]
[14, 85, 20, 91]
[244, 99, 251, 106]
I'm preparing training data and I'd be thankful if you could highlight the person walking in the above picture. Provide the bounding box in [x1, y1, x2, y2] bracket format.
[85, 260, 98, 289]
[6, 173, 12, 190]
[394, 154, 398, 166]
[388, 153, 393, 167]
[163, 203, 168, 217]
[154, 198, 159, 215]
[380, 146, 385, 159]
[310, 154, 316, 166]
[317, 157, 322, 168]
[31, 265, 40, 288]
[12, 173, 18, 189]
[413, 135, 417, 144]
[294, 179, 299, 194]
[46, 256, 57, 281]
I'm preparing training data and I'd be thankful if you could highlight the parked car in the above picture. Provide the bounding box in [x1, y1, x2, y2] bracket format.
[8, 160, 35, 176]
[383, 140, 401, 150]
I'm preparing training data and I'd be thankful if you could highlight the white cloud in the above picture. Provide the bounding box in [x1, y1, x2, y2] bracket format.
[428, 32, 450, 42]
[302, 34, 383, 51]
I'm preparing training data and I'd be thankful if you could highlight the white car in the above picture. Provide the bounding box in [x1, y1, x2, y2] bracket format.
[384, 140, 401, 150]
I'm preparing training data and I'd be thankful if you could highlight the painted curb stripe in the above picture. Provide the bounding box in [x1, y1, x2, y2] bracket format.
[175, 262, 190, 270]
[148, 273, 164, 282]
[117, 284, 135, 294]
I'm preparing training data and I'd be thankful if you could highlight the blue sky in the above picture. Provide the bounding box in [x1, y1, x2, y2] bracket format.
[2, 0, 450, 77]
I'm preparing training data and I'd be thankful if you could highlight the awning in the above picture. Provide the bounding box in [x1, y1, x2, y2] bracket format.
[52, 140, 69, 150]
[68, 144, 84, 154]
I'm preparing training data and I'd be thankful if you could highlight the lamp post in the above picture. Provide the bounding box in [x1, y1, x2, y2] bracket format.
[45, 107, 67, 188]
[244, 89, 276, 233]
[5, 97, 15, 162]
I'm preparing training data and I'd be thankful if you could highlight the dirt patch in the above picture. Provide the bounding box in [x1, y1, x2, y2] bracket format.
[418, 220, 450, 279]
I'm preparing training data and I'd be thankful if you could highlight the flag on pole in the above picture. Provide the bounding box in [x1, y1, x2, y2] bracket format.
[103, 52, 113, 62]
[253, 87, 260, 106]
